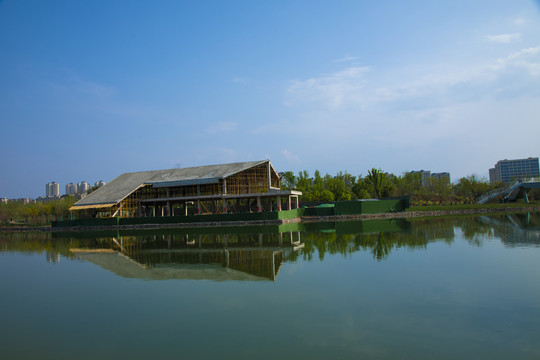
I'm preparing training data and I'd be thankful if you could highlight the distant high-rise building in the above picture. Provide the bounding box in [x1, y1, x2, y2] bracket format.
[77, 181, 90, 195]
[410, 170, 431, 186]
[409, 170, 451, 186]
[65, 183, 77, 196]
[432, 172, 450, 182]
[489, 157, 539, 184]
[0, 197, 8, 204]
[94, 180, 106, 188]
[46, 182, 60, 197]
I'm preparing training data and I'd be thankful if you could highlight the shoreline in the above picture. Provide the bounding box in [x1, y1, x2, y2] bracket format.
[2, 205, 539, 232]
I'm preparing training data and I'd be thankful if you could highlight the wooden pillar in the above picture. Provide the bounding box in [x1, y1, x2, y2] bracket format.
[277, 196, 281, 211]
[257, 196, 262, 212]
[267, 161, 271, 191]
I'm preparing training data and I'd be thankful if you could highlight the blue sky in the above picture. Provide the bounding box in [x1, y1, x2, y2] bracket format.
[1, 0, 540, 198]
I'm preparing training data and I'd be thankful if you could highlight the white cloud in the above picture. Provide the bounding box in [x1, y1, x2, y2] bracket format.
[285, 44, 540, 112]
[333, 55, 358, 63]
[281, 149, 300, 162]
[286, 66, 370, 108]
[485, 33, 522, 44]
[490, 46, 540, 75]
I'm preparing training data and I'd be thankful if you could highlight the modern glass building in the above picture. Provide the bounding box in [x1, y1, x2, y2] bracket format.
[489, 157, 539, 184]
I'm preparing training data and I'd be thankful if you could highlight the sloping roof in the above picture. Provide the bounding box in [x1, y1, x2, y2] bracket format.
[72, 160, 269, 208]
[74, 252, 270, 281]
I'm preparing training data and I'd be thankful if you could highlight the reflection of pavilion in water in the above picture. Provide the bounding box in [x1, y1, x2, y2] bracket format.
[72, 231, 304, 281]
[480, 212, 540, 247]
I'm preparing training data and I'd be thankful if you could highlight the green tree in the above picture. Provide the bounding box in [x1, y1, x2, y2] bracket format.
[352, 177, 370, 199]
[320, 190, 335, 202]
[364, 168, 389, 199]
[454, 174, 491, 201]
[280, 171, 296, 190]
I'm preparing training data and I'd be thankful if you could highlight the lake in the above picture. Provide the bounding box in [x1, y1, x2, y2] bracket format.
[1, 213, 539, 359]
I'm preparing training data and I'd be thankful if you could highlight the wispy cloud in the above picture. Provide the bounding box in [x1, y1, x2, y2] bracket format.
[215, 148, 255, 163]
[285, 44, 540, 111]
[490, 46, 540, 75]
[485, 33, 522, 44]
[333, 55, 358, 63]
[205, 121, 239, 134]
[281, 149, 300, 162]
[233, 77, 251, 85]
[286, 66, 370, 108]
[49, 77, 115, 98]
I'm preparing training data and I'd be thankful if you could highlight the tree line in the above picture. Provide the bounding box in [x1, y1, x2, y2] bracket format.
[0, 196, 76, 226]
[280, 168, 539, 205]
[2, 169, 537, 226]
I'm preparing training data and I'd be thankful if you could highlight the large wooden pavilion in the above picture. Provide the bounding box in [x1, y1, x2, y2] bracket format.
[70, 160, 302, 218]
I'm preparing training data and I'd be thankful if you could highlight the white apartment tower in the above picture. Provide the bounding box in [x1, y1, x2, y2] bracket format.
[65, 183, 77, 196]
[77, 181, 90, 195]
[46, 182, 60, 197]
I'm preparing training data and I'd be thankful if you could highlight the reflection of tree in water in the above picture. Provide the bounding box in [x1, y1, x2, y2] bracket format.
[3, 212, 539, 263]
[453, 216, 494, 246]
[371, 232, 390, 261]
[296, 214, 540, 261]
[298, 217, 458, 262]
[0, 231, 87, 258]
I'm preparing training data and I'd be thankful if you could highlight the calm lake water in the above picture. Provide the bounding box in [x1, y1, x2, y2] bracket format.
[1, 213, 540, 360]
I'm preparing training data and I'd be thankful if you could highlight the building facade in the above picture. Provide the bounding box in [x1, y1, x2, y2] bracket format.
[432, 172, 450, 182]
[65, 183, 77, 196]
[70, 160, 302, 218]
[409, 170, 451, 186]
[410, 170, 431, 186]
[77, 181, 90, 195]
[46, 182, 60, 198]
[489, 157, 540, 184]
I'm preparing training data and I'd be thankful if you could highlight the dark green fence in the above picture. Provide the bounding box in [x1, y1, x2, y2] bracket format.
[52, 198, 408, 229]
[301, 197, 409, 216]
[303, 206, 335, 217]
[52, 217, 120, 228]
[334, 197, 409, 215]
[52, 209, 305, 229]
